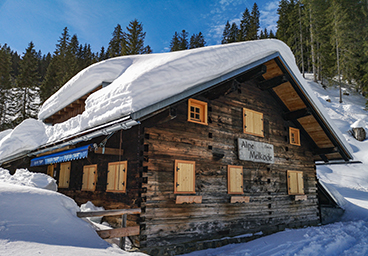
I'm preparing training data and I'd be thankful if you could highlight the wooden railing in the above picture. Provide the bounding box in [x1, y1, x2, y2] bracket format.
[77, 208, 141, 250]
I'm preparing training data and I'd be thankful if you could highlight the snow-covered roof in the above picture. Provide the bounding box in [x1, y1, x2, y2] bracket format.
[0, 39, 353, 163]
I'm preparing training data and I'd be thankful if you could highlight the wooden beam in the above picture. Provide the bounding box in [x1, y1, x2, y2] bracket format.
[35, 145, 76, 157]
[257, 75, 288, 90]
[237, 64, 267, 83]
[94, 147, 123, 155]
[313, 147, 338, 155]
[282, 108, 311, 121]
[176, 196, 202, 204]
[230, 196, 250, 203]
[76, 208, 141, 218]
[97, 226, 140, 239]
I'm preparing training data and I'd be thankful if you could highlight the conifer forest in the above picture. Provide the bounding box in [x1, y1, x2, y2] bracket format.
[1, 1, 368, 132]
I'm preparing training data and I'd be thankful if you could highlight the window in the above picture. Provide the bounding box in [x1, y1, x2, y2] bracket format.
[227, 165, 243, 194]
[188, 99, 208, 125]
[106, 161, 127, 193]
[47, 164, 55, 178]
[289, 127, 301, 146]
[59, 162, 71, 188]
[243, 108, 264, 137]
[82, 164, 97, 191]
[174, 160, 196, 194]
[287, 170, 304, 195]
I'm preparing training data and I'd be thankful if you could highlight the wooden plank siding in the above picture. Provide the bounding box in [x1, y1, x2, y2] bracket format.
[139, 77, 319, 249]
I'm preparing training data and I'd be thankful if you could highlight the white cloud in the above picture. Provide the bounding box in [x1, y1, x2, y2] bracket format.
[260, 0, 279, 33]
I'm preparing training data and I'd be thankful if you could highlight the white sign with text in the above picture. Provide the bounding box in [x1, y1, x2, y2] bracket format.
[238, 138, 274, 164]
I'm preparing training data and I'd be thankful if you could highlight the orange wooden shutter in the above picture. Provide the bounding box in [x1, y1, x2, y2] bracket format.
[174, 160, 195, 194]
[228, 165, 243, 194]
[59, 162, 71, 188]
[287, 170, 304, 195]
[82, 164, 97, 191]
[47, 165, 54, 177]
[243, 108, 264, 137]
[107, 161, 127, 192]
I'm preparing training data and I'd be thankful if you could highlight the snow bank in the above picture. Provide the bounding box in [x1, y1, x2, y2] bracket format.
[184, 220, 368, 256]
[0, 168, 57, 191]
[0, 182, 146, 256]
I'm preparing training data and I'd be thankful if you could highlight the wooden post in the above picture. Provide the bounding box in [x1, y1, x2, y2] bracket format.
[119, 214, 127, 250]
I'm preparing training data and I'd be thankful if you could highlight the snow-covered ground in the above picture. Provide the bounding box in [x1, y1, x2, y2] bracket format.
[1, 75, 368, 255]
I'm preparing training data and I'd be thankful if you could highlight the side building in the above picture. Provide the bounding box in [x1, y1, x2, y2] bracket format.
[0, 40, 353, 255]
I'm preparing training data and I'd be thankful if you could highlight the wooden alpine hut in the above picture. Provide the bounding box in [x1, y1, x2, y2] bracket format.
[0, 39, 354, 255]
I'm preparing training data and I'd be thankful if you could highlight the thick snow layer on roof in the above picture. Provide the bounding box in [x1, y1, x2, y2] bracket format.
[0, 119, 48, 161]
[39, 39, 288, 124]
[0, 39, 353, 162]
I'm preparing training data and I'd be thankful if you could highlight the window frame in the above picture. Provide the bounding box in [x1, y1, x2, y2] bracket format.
[81, 164, 98, 191]
[106, 161, 128, 193]
[243, 108, 264, 137]
[59, 162, 71, 189]
[188, 98, 208, 125]
[174, 160, 196, 194]
[227, 165, 244, 195]
[289, 127, 301, 146]
[287, 170, 304, 195]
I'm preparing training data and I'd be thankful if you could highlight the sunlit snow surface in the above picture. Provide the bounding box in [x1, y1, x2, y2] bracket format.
[0, 169, 146, 256]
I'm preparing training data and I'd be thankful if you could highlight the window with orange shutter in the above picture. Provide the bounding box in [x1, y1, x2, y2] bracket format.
[287, 170, 304, 195]
[243, 108, 264, 137]
[174, 160, 196, 194]
[59, 162, 71, 189]
[82, 164, 97, 191]
[228, 165, 244, 194]
[106, 161, 127, 193]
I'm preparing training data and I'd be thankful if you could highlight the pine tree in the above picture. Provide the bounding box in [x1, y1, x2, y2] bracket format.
[107, 24, 125, 57]
[40, 27, 78, 102]
[170, 32, 180, 51]
[125, 19, 148, 55]
[269, 30, 276, 38]
[15, 42, 40, 125]
[229, 23, 239, 43]
[179, 30, 189, 50]
[248, 3, 260, 40]
[221, 21, 231, 44]
[239, 8, 251, 41]
[98, 46, 107, 61]
[189, 32, 206, 49]
[0, 44, 13, 130]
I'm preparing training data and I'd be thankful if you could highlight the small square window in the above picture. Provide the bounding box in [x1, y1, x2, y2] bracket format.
[188, 99, 208, 125]
[289, 127, 300, 146]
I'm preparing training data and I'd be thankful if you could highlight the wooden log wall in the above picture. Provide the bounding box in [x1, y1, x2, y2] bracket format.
[139, 79, 320, 250]
[26, 125, 143, 237]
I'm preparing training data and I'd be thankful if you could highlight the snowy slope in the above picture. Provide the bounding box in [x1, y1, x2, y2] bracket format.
[183, 76, 368, 256]
[0, 168, 146, 256]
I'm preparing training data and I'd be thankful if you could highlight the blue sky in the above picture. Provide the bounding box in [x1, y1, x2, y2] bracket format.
[0, 0, 279, 55]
